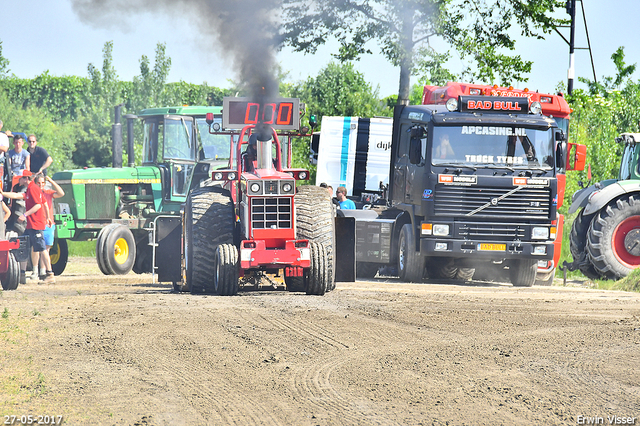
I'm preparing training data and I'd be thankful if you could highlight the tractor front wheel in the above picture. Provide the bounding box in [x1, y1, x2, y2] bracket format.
[50, 238, 68, 276]
[214, 243, 239, 296]
[99, 224, 136, 275]
[0, 252, 19, 290]
[306, 241, 329, 295]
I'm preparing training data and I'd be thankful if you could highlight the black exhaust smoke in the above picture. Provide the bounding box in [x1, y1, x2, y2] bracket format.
[72, 0, 281, 103]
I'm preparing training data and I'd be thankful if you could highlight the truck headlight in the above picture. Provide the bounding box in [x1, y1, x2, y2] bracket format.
[433, 224, 450, 236]
[532, 227, 549, 240]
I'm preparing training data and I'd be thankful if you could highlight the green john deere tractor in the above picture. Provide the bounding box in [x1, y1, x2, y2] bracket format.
[51, 105, 233, 283]
[567, 132, 640, 280]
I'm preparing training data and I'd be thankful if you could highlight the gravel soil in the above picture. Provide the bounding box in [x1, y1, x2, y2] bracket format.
[1, 257, 639, 425]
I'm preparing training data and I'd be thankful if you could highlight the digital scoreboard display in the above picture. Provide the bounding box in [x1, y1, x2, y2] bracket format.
[223, 97, 300, 130]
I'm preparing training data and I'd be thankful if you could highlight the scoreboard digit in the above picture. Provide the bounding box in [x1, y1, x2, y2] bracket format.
[223, 97, 300, 130]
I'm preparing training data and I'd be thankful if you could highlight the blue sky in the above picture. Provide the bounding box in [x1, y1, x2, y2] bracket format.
[1, 1, 636, 98]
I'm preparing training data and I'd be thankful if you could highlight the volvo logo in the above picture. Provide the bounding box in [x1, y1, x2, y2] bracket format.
[491, 198, 499, 206]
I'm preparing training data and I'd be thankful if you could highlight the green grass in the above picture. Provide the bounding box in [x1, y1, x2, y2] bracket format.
[610, 268, 640, 292]
[68, 240, 95, 257]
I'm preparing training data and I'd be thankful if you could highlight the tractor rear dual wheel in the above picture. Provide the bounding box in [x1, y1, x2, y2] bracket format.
[587, 195, 640, 279]
[570, 210, 600, 280]
[184, 187, 235, 294]
[293, 185, 336, 291]
[428, 258, 475, 281]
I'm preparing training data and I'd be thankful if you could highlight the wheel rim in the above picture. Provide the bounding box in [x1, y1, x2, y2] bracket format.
[399, 234, 406, 272]
[50, 241, 60, 264]
[113, 237, 130, 265]
[611, 215, 640, 268]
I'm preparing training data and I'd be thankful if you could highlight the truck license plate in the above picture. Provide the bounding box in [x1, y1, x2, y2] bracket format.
[477, 243, 506, 251]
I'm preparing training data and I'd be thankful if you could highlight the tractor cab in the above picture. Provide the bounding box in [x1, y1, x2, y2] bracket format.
[137, 106, 226, 209]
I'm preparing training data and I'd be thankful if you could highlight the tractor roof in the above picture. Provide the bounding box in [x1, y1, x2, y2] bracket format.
[138, 106, 223, 118]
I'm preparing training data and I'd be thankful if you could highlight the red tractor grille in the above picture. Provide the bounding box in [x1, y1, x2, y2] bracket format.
[251, 197, 292, 229]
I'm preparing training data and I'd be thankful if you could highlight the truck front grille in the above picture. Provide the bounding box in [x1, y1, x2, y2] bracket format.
[434, 185, 551, 219]
[457, 222, 527, 241]
[251, 197, 292, 229]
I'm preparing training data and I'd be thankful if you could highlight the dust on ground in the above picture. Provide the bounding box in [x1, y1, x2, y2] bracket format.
[1, 257, 639, 425]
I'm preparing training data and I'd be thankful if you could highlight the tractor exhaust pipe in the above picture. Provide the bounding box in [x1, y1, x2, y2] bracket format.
[112, 104, 124, 168]
[124, 114, 137, 167]
[255, 124, 274, 171]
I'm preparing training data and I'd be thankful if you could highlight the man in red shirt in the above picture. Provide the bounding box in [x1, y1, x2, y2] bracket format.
[1, 171, 54, 283]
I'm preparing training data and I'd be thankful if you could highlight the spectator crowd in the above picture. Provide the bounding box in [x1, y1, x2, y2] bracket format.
[1, 121, 59, 285]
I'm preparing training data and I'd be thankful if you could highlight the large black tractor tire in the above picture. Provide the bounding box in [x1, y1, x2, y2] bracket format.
[95, 223, 120, 275]
[570, 210, 600, 280]
[185, 187, 235, 294]
[456, 267, 475, 281]
[509, 259, 537, 287]
[213, 243, 239, 296]
[356, 262, 380, 279]
[100, 224, 136, 275]
[1, 252, 20, 291]
[429, 258, 457, 279]
[398, 223, 424, 282]
[293, 185, 336, 291]
[306, 241, 329, 296]
[587, 195, 640, 280]
[428, 258, 474, 281]
[50, 237, 68, 276]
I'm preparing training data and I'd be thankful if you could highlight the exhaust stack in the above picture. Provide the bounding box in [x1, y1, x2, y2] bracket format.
[111, 104, 124, 168]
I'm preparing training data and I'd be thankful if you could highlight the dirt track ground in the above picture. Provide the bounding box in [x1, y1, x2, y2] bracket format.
[1, 257, 640, 426]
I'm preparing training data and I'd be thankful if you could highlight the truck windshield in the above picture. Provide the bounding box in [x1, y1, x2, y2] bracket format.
[431, 126, 554, 169]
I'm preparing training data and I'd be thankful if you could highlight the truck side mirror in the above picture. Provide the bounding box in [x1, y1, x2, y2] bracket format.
[566, 142, 587, 171]
[409, 136, 422, 164]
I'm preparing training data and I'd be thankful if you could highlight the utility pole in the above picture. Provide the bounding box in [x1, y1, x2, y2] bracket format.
[567, 0, 576, 95]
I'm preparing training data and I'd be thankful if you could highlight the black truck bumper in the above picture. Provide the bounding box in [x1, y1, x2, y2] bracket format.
[419, 238, 554, 261]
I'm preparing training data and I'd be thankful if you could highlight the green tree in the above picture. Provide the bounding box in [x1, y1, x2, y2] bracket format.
[0, 90, 81, 174]
[289, 62, 387, 179]
[0, 40, 10, 78]
[579, 47, 637, 95]
[280, 0, 565, 103]
[292, 61, 386, 120]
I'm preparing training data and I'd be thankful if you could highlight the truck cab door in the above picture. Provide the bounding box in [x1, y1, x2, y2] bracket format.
[161, 115, 197, 203]
[392, 123, 411, 203]
[393, 123, 425, 204]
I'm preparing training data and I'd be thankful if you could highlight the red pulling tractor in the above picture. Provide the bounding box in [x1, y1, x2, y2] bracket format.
[178, 97, 335, 295]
